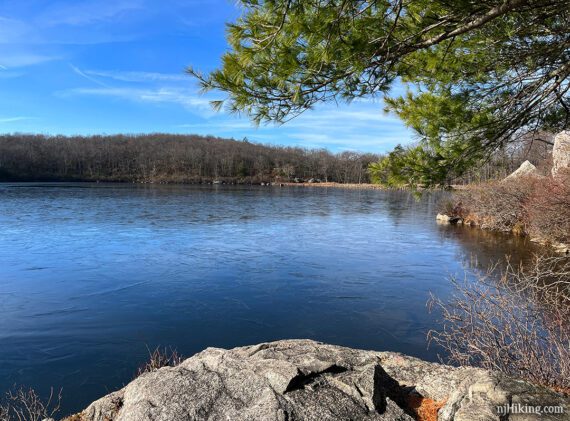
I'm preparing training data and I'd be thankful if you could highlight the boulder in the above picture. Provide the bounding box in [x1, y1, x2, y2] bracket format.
[504, 160, 539, 181]
[436, 213, 451, 223]
[552, 130, 570, 178]
[69, 340, 569, 421]
[436, 214, 462, 224]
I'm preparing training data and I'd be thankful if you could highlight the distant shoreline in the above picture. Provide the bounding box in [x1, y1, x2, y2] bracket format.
[280, 182, 386, 189]
[0, 179, 389, 190]
[0, 180, 466, 191]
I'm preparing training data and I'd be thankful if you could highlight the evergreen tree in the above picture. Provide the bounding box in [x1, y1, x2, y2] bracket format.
[189, 0, 569, 185]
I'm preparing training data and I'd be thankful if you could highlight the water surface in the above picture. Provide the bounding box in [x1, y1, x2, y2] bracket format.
[0, 183, 539, 415]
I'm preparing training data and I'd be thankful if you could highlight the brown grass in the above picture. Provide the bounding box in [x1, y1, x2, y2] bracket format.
[136, 346, 184, 377]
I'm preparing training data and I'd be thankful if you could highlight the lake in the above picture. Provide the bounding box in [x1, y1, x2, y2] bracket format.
[0, 183, 540, 416]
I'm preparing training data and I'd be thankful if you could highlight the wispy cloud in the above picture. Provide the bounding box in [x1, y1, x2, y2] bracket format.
[57, 86, 213, 114]
[0, 16, 34, 44]
[285, 109, 401, 131]
[84, 69, 190, 83]
[0, 66, 24, 78]
[176, 121, 254, 131]
[0, 116, 34, 123]
[0, 1, 145, 49]
[0, 15, 61, 67]
[70, 64, 108, 87]
[0, 52, 59, 67]
[288, 132, 406, 148]
[57, 65, 211, 115]
[173, 101, 412, 153]
[39, 0, 144, 26]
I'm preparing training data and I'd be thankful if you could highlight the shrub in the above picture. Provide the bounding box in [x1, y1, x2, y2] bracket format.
[428, 254, 570, 391]
[0, 386, 61, 421]
[454, 176, 538, 233]
[527, 170, 570, 244]
[451, 171, 570, 245]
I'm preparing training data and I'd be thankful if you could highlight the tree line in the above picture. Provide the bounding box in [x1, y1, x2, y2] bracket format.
[0, 134, 379, 184]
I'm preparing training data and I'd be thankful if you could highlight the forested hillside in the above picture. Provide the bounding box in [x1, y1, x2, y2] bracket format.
[0, 134, 378, 184]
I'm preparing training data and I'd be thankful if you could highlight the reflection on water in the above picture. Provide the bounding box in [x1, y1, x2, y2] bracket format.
[0, 183, 542, 415]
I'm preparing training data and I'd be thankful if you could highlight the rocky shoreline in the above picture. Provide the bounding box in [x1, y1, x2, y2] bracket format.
[65, 340, 569, 421]
[436, 211, 569, 254]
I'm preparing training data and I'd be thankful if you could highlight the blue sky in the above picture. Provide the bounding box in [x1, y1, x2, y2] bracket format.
[0, 0, 413, 153]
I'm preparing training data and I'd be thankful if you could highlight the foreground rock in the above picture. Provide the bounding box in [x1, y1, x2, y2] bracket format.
[552, 130, 570, 178]
[69, 340, 568, 421]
